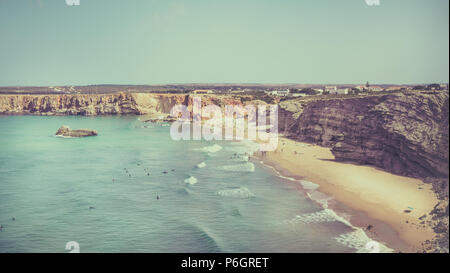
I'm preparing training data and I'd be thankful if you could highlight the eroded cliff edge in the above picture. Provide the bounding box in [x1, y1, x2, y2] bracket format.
[0, 93, 190, 116]
[279, 91, 449, 179]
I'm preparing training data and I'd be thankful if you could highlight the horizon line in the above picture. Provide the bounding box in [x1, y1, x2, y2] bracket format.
[0, 82, 449, 88]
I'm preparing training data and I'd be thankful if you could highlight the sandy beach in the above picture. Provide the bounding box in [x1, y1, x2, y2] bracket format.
[255, 137, 440, 253]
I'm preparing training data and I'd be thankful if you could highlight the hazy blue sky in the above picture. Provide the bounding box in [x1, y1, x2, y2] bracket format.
[0, 0, 448, 85]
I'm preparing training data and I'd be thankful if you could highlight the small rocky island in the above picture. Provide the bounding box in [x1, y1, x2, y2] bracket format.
[55, 125, 98, 137]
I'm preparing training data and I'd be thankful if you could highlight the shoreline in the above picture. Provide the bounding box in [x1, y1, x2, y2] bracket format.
[253, 137, 440, 253]
[254, 158, 406, 252]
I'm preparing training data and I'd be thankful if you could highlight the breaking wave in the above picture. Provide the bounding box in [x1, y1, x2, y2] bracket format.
[184, 176, 198, 185]
[216, 187, 255, 198]
[299, 180, 319, 191]
[336, 230, 394, 253]
[286, 209, 348, 224]
[201, 144, 223, 153]
[222, 162, 255, 173]
[197, 162, 206, 168]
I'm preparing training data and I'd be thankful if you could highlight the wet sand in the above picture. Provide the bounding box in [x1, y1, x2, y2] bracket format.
[255, 137, 440, 253]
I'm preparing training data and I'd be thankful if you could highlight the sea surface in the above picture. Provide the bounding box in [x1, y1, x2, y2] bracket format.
[0, 115, 384, 253]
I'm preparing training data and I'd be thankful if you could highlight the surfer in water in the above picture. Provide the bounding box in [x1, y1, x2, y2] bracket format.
[156, 195, 160, 200]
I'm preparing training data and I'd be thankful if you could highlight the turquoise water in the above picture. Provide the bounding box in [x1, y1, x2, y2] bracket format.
[0, 115, 358, 253]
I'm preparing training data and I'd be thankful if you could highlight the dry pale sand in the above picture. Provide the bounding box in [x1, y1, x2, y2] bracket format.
[255, 137, 440, 253]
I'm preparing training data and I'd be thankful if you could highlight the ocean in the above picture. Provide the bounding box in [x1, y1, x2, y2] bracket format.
[0, 115, 384, 253]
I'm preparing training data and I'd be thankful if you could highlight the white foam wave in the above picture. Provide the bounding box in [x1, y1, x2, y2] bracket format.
[287, 209, 347, 224]
[299, 180, 319, 191]
[222, 162, 255, 173]
[259, 161, 298, 182]
[336, 229, 394, 253]
[202, 144, 223, 153]
[184, 176, 198, 185]
[217, 187, 255, 198]
[306, 191, 334, 209]
[197, 162, 206, 168]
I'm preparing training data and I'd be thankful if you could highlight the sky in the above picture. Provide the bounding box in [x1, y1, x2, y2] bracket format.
[0, 0, 448, 86]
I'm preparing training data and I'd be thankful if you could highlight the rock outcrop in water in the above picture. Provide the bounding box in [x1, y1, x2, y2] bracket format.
[55, 125, 98, 137]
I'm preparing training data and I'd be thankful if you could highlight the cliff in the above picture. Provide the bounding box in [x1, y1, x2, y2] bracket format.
[279, 91, 449, 252]
[0, 93, 191, 116]
[279, 91, 449, 179]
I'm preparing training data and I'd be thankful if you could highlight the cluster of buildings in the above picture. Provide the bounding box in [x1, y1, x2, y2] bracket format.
[188, 83, 449, 98]
[263, 86, 351, 97]
[192, 89, 214, 94]
[264, 90, 291, 97]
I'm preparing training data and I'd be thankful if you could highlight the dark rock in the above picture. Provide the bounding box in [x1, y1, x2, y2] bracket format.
[56, 125, 97, 137]
[433, 222, 448, 234]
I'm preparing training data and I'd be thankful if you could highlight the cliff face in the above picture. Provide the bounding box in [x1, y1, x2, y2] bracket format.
[279, 91, 449, 179]
[0, 93, 248, 117]
[0, 93, 192, 116]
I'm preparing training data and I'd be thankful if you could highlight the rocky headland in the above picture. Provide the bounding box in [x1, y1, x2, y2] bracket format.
[55, 125, 98, 138]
